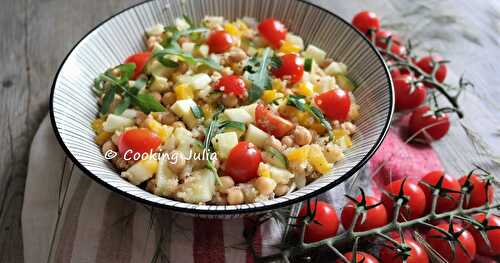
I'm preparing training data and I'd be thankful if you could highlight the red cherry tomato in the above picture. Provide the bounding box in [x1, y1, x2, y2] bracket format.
[467, 213, 500, 256]
[419, 170, 461, 213]
[214, 75, 246, 96]
[207, 30, 233, 53]
[380, 238, 429, 263]
[408, 105, 450, 142]
[257, 18, 287, 48]
[224, 142, 262, 183]
[336, 251, 379, 263]
[425, 223, 476, 263]
[299, 200, 339, 243]
[255, 104, 294, 138]
[314, 89, 351, 121]
[394, 75, 426, 111]
[459, 174, 494, 209]
[417, 55, 447, 85]
[382, 179, 427, 221]
[352, 11, 381, 35]
[124, 51, 151, 80]
[271, 54, 304, 84]
[118, 128, 161, 160]
[375, 30, 401, 49]
[341, 195, 388, 231]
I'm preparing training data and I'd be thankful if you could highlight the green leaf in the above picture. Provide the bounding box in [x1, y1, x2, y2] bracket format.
[162, 27, 209, 49]
[306, 104, 333, 140]
[157, 57, 179, 68]
[287, 95, 307, 111]
[133, 79, 147, 91]
[304, 58, 313, 72]
[114, 63, 136, 81]
[182, 14, 195, 28]
[113, 96, 131, 115]
[133, 93, 166, 113]
[246, 47, 273, 103]
[220, 121, 246, 131]
[191, 104, 204, 119]
[271, 54, 282, 69]
[100, 85, 116, 114]
[153, 47, 221, 70]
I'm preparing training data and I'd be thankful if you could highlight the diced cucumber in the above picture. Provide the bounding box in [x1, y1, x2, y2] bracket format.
[146, 60, 174, 77]
[241, 103, 258, 121]
[244, 124, 269, 148]
[170, 99, 199, 128]
[173, 127, 194, 157]
[151, 158, 178, 196]
[149, 75, 169, 92]
[317, 76, 336, 92]
[303, 44, 326, 64]
[224, 108, 253, 123]
[263, 147, 288, 169]
[258, 163, 294, 184]
[176, 169, 216, 204]
[102, 114, 134, 132]
[336, 74, 357, 91]
[211, 131, 239, 159]
[324, 61, 348, 76]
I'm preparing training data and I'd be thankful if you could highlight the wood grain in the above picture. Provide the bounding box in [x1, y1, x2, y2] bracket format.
[1, 0, 499, 261]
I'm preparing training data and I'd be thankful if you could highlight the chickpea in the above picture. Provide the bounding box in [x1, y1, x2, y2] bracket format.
[320, 58, 334, 69]
[265, 136, 285, 152]
[172, 121, 186, 129]
[216, 176, 235, 194]
[135, 111, 147, 127]
[159, 111, 177, 125]
[221, 94, 238, 108]
[162, 92, 177, 107]
[241, 184, 258, 203]
[274, 184, 289, 197]
[281, 136, 294, 147]
[167, 150, 186, 173]
[293, 126, 312, 146]
[112, 156, 133, 170]
[175, 62, 189, 74]
[151, 91, 162, 102]
[227, 48, 247, 63]
[254, 177, 277, 196]
[161, 136, 176, 152]
[227, 187, 244, 205]
[212, 192, 227, 205]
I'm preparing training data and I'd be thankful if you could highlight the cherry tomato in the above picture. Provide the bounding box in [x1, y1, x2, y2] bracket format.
[257, 18, 287, 48]
[408, 105, 450, 142]
[336, 251, 379, 263]
[425, 223, 476, 263]
[352, 11, 381, 35]
[390, 43, 407, 58]
[255, 104, 294, 138]
[394, 75, 426, 111]
[124, 51, 151, 80]
[271, 54, 304, 84]
[416, 55, 447, 85]
[459, 174, 494, 209]
[375, 30, 401, 49]
[380, 238, 429, 263]
[207, 30, 233, 54]
[419, 170, 461, 213]
[224, 142, 262, 183]
[298, 200, 339, 243]
[341, 195, 388, 231]
[314, 89, 351, 121]
[214, 75, 246, 96]
[467, 214, 500, 256]
[382, 179, 427, 221]
[118, 128, 161, 160]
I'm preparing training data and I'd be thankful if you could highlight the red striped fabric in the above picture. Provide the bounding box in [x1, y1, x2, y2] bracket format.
[193, 219, 226, 263]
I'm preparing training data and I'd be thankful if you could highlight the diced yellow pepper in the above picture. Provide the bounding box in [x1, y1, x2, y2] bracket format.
[310, 122, 327, 135]
[139, 159, 159, 174]
[95, 131, 112, 145]
[145, 118, 173, 141]
[174, 83, 194, 100]
[261, 90, 284, 104]
[272, 79, 285, 92]
[294, 82, 315, 97]
[235, 19, 248, 31]
[344, 136, 353, 148]
[92, 118, 105, 133]
[224, 23, 241, 36]
[297, 111, 314, 127]
[333, 129, 348, 140]
[258, 163, 271, 178]
[286, 146, 310, 163]
[279, 41, 301, 54]
[308, 145, 332, 174]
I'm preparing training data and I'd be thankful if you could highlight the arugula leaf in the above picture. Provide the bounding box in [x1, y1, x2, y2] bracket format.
[271, 54, 282, 69]
[157, 57, 179, 68]
[113, 96, 131, 115]
[153, 48, 221, 70]
[287, 94, 307, 111]
[182, 14, 195, 28]
[100, 85, 116, 114]
[246, 47, 273, 103]
[113, 63, 136, 82]
[191, 104, 204, 119]
[162, 27, 209, 49]
[286, 95, 333, 140]
[133, 93, 166, 113]
[220, 121, 246, 131]
[304, 58, 313, 72]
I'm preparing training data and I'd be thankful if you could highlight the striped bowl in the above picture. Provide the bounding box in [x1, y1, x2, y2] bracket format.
[50, 0, 393, 218]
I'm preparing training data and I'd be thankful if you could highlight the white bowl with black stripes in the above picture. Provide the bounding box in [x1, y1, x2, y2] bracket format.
[50, 0, 394, 218]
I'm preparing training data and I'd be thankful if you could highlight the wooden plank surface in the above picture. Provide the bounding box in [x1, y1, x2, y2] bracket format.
[1, 0, 499, 261]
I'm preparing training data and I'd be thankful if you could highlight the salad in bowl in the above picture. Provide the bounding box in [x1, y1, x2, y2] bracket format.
[92, 15, 360, 205]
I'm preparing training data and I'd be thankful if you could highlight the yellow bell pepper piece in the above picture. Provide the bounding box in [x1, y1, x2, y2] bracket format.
[145, 118, 173, 141]
[279, 41, 301, 54]
[293, 82, 315, 97]
[174, 83, 194, 100]
[224, 23, 241, 36]
[308, 145, 332, 174]
[95, 131, 112, 145]
[286, 146, 310, 163]
[272, 79, 285, 92]
[140, 159, 159, 174]
[92, 118, 105, 133]
[261, 90, 284, 104]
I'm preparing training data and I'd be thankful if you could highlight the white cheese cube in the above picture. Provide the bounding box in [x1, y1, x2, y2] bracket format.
[224, 108, 253, 123]
[170, 99, 198, 129]
[244, 124, 269, 148]
[176, 169, 216, 204]
[102, 114, 134, 132]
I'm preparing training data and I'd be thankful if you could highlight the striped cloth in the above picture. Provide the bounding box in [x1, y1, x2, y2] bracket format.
[22, 115, 441, 263]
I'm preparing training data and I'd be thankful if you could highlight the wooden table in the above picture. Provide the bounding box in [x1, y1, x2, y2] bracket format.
[1, 0, 499, 262]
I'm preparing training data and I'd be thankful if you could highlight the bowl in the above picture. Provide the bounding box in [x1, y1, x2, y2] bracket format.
[50, 0, 393, 218]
